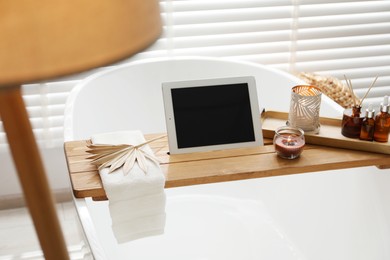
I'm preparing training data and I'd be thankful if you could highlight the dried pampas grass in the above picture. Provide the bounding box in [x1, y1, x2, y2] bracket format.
[297, 72, 360, 109]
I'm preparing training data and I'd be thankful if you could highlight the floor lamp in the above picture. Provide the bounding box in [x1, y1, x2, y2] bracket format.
[0, 2, 161, 259]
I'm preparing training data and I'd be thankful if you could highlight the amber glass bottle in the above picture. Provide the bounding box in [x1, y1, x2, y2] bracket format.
[360, 104, 375, 141]
[373, 96, 390, 143]
[341, 105, 363, 138]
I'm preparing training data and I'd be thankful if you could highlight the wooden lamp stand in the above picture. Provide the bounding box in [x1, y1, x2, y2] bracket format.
[0, 86, 69, 259]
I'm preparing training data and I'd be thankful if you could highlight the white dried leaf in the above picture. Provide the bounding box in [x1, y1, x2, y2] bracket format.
[86, 135, 166, 174]
[123, 149, 136, 175]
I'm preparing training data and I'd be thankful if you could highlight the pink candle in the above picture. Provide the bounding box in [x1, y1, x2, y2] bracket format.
[273, 126, 305, 159]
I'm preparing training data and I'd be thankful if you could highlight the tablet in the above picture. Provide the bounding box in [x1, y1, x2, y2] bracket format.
[162, 76, 263, 154]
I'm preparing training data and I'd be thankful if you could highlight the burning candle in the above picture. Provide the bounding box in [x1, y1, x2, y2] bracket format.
[273, 126, 305, 159]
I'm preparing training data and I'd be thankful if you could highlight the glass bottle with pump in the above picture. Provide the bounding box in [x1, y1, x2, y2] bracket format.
[373, 96, 390, 142]
[360, 104, 375, 141]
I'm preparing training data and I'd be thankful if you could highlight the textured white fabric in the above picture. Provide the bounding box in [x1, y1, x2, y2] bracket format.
[91, 130, 166, 243]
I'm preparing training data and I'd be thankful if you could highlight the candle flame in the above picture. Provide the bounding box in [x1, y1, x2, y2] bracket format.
[285, 136, 296, 146]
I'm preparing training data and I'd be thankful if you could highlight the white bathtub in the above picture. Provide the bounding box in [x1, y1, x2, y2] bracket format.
[74, 167, 390, 260]
[65, 57, 390, 260]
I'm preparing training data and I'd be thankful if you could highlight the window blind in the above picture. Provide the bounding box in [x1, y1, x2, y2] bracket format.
[138, 0, 390, 110]
[291, 0, 390, 109]
[1, 0, 389, 149]
[0, 81, 78, 148]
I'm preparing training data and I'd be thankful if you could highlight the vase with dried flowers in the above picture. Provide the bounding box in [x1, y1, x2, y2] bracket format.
[341, 75, 378, 139]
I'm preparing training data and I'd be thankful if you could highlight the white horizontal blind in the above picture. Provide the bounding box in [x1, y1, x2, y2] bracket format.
[135, 0, 296, 69]
[0, 81, 77, 149]
[1, 0, 389, 149]
[290, 0, 390, 108]
[23, 81, 81, 147]
[136, 0, 390, 107]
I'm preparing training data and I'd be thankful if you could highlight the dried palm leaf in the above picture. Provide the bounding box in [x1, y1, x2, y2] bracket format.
[86, 135, 166, 174]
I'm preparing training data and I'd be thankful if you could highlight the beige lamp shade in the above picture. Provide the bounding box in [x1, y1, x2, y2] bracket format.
[0, 0, 162, 87]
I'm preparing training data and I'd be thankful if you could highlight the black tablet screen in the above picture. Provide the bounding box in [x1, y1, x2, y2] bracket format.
[171, 83, 256, 148]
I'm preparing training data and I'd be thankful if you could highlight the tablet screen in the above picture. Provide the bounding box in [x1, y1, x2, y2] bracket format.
[162, 76, 263, 154]
[171, 83, 256, 148]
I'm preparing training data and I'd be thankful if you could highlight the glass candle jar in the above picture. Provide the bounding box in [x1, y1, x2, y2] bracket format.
[273, 126, 305, 159]
[287, 85, 322, 134]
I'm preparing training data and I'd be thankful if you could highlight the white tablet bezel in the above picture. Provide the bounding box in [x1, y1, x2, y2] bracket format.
[162, 76, 263, 154]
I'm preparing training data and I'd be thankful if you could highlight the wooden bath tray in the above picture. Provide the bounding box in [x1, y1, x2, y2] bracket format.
[261, 111, 390, 155]
[64, 119, 390, 200]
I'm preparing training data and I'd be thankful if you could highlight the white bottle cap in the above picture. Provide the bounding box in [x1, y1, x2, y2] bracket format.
[380, 95, 389, 113]
[366, 103, 375, 118]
